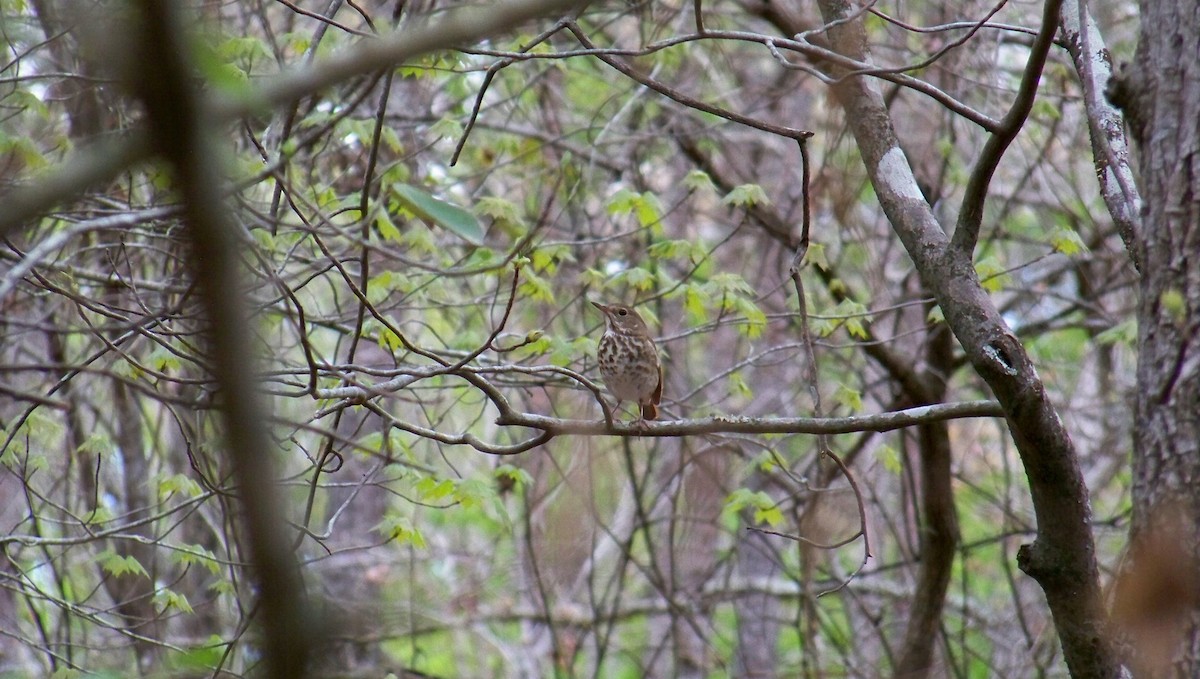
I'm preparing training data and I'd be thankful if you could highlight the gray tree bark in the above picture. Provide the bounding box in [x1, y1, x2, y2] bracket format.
[1110, 0, 1200, 673]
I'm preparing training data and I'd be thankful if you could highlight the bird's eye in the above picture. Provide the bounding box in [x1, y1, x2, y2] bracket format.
[617, 309, 628, 316]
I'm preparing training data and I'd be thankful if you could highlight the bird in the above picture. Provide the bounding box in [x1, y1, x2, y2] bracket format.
[591, 301, 663, 421]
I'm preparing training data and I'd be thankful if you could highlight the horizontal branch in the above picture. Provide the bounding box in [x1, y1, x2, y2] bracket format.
[496, 400, 1004, 437]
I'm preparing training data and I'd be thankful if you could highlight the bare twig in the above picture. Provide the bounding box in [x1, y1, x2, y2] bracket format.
[950, 0, 1065, 254]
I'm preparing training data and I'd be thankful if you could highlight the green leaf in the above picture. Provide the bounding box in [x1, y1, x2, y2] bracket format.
[830, 299, 870, 339]
[724, 488, 757, 513]
[173, 544, 222, 576]
[1032, 98, 1062, 121]
[519, 271, 556, 303]
[734, 297, 767, 338]
[722, 183, 770, 207]
[429, 116, 464, 141]
[453, 479, 492, 510]
[378, 326, 403, 353]
[147, 346, 182, 372]
[98, 550, 149, 579]
[612, 266, 656, 291]
[754, 505, 784, 527]
[1049, 225, 1088, 255]
[375, 210, 401, 243]
[192, 40, 251, 99]
[683, 284, 707, 324]
[834, 383, 863, 412]
[805, 242, 829, 271]
[706, 272, 756, 297]
[86, 506, 115, 526]
[391, 183, 483, 245]
[416, 477, 455, 501]
[724, 489, 781, 527]
[877, 444, 902, 475]
[1161, 289, 1187, 324]
[0, 131, 48, 170]
[728, 371, 753, 399]
[545, 336, 591, 368]
[682, 169, 717, 193]
[167, 637, 226, 670]
[153, 588, 194, 614]
[476, 196, 525, 227]
[375, 515, 427, 548]
[530, 244, 574, 274]
[647, 239, 698, 261]
[975, 256, 1011, 293]
[606, 189, 663, 227]
[159, 473, 204, 500]
[495, 464, 533, 489]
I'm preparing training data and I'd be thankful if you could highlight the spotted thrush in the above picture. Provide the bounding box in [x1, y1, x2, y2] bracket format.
[592, 301, 663, 421]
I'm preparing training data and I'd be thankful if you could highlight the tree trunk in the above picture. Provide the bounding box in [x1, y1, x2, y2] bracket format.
[1111, 0, 1200, 673]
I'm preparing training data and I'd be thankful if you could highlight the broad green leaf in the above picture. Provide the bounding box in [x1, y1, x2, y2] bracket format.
[519, 271, 555, 303]
[834, 383, 863, 412]
[806, 242, 829, 271]
[606, 189, 663, 227]
[476, 196, 524, 226]
[86, 506, 115, 526]
[453, 479, 492, 510]
[375, 210, 401, 243]
[829, 299, 870, 339]
[159, 473, 204, 500]
[378, 326, 403, 353]
[392, 183, 483, 245]
[612, 267, 656, 291]
[1161, 289, 1186, 324]
[154, 589, 194, 614]
[375, 515, 427, 548]
[495, 465, 533, 489]
[416, 477, 455, 501]
[723, 488, 758, 513]
[975, 256, 1011, 293]
[707, 272, 756, 297]
[734, 297, 767, 338]
[754, 505, 784, 527]
[531, 244, 574, 273]
[682, 169, 717, 193]
[647, 239, 695, 260]
[98, 550, 149, 579]
[728, 371, 753, 399]
[683, 284, 707, 324]
[429, 116, 464, 141]
[1049, 225, 1088, 255]
[167, 637, 225, 670]
[877, 444, 902, 475]
[192, 40, 251, 98]
[173, 544, 222, 575]
[722, 183, 770, 207]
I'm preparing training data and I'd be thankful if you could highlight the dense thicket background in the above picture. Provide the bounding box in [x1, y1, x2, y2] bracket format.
[1, 1, 1196, 678]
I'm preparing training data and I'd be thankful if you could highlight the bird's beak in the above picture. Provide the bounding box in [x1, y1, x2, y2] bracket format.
[590, 301, 609, 313]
